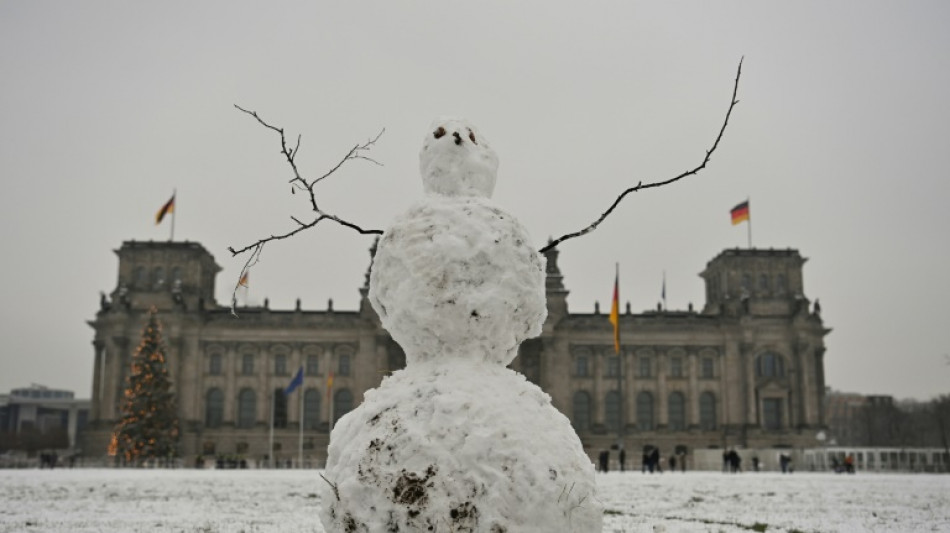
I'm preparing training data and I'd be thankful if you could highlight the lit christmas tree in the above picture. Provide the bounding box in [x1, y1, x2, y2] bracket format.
[112, 307, 180, 465]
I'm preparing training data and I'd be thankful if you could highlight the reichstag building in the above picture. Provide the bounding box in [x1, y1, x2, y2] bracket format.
[81, 240, 830, 464]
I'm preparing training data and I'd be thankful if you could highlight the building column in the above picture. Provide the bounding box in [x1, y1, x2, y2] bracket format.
[687, 351, 699, 428]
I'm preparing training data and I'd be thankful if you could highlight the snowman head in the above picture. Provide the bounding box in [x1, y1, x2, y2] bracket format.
[420, 117, 499, 198]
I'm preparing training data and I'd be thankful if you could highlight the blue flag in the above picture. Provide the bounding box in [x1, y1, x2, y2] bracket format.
[285, 366, 303, 395]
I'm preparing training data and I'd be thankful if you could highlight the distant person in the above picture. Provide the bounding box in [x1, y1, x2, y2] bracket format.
[751, 455, 760, 472]
[650, 448, 661, 473]
[598, 450, 609, 473]
[722, 450, 729, 473]
[619, 448, 626, 472]
[844, 454, 855, 474]
[668, 455, 677, 472]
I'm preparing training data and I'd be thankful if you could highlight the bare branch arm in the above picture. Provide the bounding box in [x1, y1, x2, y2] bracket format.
[539, 57, 743, 254]
[228, 106, 385, 314]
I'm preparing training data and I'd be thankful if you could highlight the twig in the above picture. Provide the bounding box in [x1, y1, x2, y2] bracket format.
[539, 57, 743, 254]
[227, 105, 385, 313]
[319, 472, 341, 502]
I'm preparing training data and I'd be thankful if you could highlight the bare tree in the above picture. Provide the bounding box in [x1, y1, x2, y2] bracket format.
[228, 59, 743, 312]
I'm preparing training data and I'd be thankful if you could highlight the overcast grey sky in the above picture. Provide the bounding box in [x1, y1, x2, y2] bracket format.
[1, 2, 948, 401]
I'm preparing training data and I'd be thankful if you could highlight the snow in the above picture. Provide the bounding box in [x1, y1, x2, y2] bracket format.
[368, 197, 545, 366]
[328, 117, 598, 531]
[1, 469, 948, 532]
[319, 362, 600, 532]
[419, 117, 499, 199]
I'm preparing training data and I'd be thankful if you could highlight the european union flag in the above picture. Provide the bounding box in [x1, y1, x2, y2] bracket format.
[285, 366, 304, 395]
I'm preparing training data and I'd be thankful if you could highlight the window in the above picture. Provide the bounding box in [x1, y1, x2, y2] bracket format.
[572, 391, 591, 431]
[236, 442, 249, 454]
[171, 266, 182, 282]
[638, 356, 652, 378]
[152, 266, 165, 288]
[237, 388, 256, 428]
[209, 353, 223, 375]
[242, 354, 254, 375]
[763, 398, 783, 430]
[273, 389, 288, 429]
[776, 273, 787, 293]
[338, 354, 351, 377]
[303, 388, 321, 430]
[758, 273, 769, 291]
[275, 354, 288, 375]
[605, 355, 620, 378]
[574, 355, 590, 377]
[668, 392, 686, 431]
[133, 266, 146, 287]
[701, 357, 714, 379]
[636, 392, 654, 431]
[757, 353, 785, 378]
[670, 357, 683, 378]
[334, 389, 353, 424]
[699, 392, 717, 430]
[205, 388, 224, 428]
[741, 273, 752, 292]
[605, 391, 621, 431]
[306, 354, 319, 376]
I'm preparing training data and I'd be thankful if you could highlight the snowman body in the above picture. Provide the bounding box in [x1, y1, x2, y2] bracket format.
[318, 118, 602, 532]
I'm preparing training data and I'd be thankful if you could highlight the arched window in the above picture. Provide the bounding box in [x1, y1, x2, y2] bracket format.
[151, 266, 165, 288]
[572, 391, 591, 431]
[209, 353, 222, 375]
[273, 389, 288, 429]
[303, 388, 321, 430]
[171, 266, 182, 282]
[237, 388, 256, 428]
[636, 391, 654, 431]
[205, 388, 224, 428]
[758, 273, 769, 291]
[668, 392, 686, 431]
[757, 353, 785, 378]
[776, 274, 787, 294]
[334, 389, 353, 424]
[338, 354, 351, 377]
[605, 391, 621, 431]
[133, 266, 146, 287]
[699, 392, 717, 430]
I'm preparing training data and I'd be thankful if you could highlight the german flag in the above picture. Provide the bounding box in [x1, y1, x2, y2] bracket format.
[238, 271, 249, 287]
[155, 194, 175, 224]
[608, 267, 620, 354]
[730, 200, 749, 225]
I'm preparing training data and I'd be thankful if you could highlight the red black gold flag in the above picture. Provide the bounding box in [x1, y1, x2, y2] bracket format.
[155, 195, 175, 225]
[608, 268, 620, 354]
[730, 200, 750, 225]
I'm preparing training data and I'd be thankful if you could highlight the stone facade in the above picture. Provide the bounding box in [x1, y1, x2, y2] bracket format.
[82, 241, 830, 465]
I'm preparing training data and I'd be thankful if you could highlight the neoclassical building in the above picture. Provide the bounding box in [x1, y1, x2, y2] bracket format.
[82, 240, 830, 464]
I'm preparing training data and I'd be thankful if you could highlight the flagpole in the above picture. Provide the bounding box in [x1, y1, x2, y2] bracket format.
[170, 188, 176, 242]
[747, 196, 752, 249]
[298, 378, 304, 468]
[614, 263, 624, 458]
[662, 270, 667, 311]
[268, 389, 275, 469]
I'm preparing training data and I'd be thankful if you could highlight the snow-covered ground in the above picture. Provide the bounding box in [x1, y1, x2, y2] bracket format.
[0, 468, 947, 532]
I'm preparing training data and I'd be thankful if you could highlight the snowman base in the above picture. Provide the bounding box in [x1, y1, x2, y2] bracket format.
[319, 361, 603, 532]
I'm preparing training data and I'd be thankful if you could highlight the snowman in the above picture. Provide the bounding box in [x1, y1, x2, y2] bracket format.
[318, 118, 603, 532]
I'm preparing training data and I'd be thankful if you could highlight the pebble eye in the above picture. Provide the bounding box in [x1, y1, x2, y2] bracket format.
[433, 126, 446, 139]
[468, 129, 478, 145]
